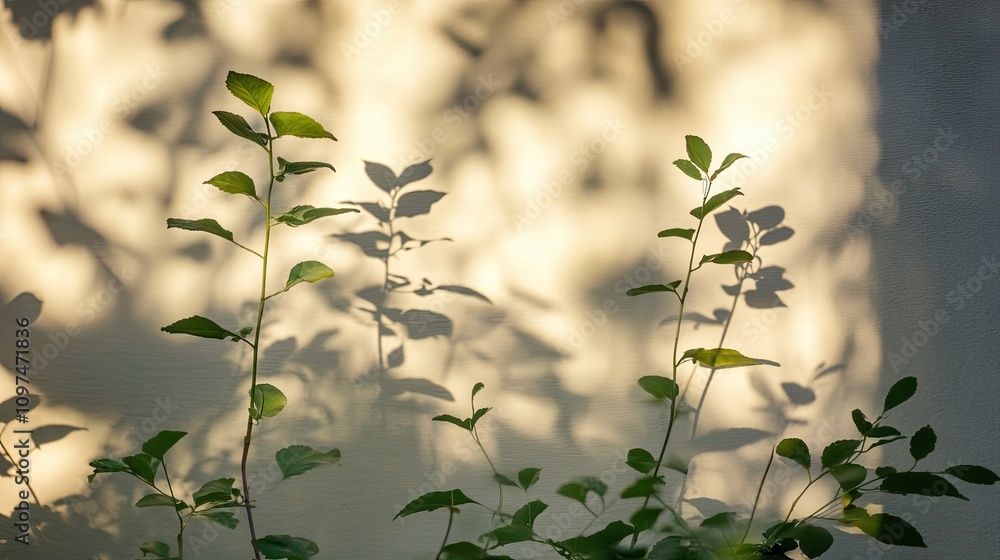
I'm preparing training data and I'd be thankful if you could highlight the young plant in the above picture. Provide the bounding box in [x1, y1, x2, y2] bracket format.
[89, 71, 355, 560]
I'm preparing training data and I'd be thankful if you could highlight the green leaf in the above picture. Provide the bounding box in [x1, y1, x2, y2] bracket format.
[395, 190, 446, 218]
[879, 472, 968, 500]
[205, 170, 257, 198]
[866, 425, 901, 438]
[943, 465, 1000, 485]
[673, 159, 703, 181]
[512, 499, 548, 527]
[875, 466, 897, 478]
[269, 111, 337, 140]
[794, 524, 833, 559]
[557, 477, 607, 505]
[193, 478, 237, 508]
[486, 524, 534, 546]
[255, 535, 320, 560]
[276, 157, 335, 180]
[122, 453, 160, 485]
[138, 541, 171, 558]
[558, 521, 634, 555]
[620, 476, 664, 499]
[868, 436, 907, 449]
[691, 188, 743, 220]
[851, 409, 872, 436]
[364, 161, 398, 192]
[432, 414, 472, 431]
[648, 535, 705, 560]
[821, 439, 860, 468]
[162, 315, 237, 340]
[710, 153, 748, 181]
[282, 261, 334, 293]
[630, 507, 662, 534]
[250, 384, 288, 420]
[472, 382, 485, 399]
[88, 458, 130, 482]
[627, 281, 682, 297]
[397, 160, 433, 189]
[517, 467, 541, 490]
[909, 425, 936, 461]
[637, 376, 679, 401]
[274, 205, 358, 227]
[194, 511, 239, 529]
[276, 445, 341, 480]
[393, 489, 481, 519]
[470, 407, 491, 429]
[493, 473, 518, 487]
[700, 511, 738, 530]
[225, 71, 273, 116]
[440, 542, 513, 560]
[700, 250, 753, 265]
[776, 438, 811, 470]
[142, 430, 187, 461]
[829, 463, 867, 491]
[166, 218, 236, 244]
[658, 228, 695, 241]
[883, 376, 917, 413]
[626, 447, 658, 475]
[848, 513, 926, 547]
[685, 135, 712, 172]
[136, 493, 187, 510]
[212, 110, 267, 148]
[681, 347, 775, 369]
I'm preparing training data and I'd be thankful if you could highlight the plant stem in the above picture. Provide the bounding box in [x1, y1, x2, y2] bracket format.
[742, 445, 775, 543]
[434, 508, 455, 560]
[160, 458, 185, 560]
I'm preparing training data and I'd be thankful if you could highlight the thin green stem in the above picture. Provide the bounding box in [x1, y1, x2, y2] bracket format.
[434, 509, 455, 560]
[160, 457, 185, 560]
[783, 471, 822, 524]
[742, 446, 776, 543]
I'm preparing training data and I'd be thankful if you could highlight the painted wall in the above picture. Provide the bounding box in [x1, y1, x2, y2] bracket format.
[0, 1, 996, 558]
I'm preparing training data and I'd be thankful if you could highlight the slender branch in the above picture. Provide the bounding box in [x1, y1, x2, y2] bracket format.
[434, 508, 455, 560]
[742, 446, 776, 543]
[160, 457, 186, 560]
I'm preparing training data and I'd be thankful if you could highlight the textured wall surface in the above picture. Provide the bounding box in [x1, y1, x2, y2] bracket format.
[0, 1, 996, 558]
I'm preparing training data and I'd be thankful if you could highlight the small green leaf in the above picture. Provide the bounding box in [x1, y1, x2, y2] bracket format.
[776, 438, 811, 470]
[212, 110, 267, 148]
[620, 477, 664, 499]
[393, 489, 480, 519]
[821, 439, 860, 468]
[162, 315, 237, 340]
[909, 425, 936, 461]
[276, 157, 335, 179]
[276, 445, 341, 480]
[681, 347, 775, 369]
[685, 135, 712, 172]
[364, 161, 398, 192]
[700, 511, 738, 530]
[794, 524, 833, 559]
[557, 477, 607, 505]
[630, 507, 662, 534]
[875, 466, 897, 478]
[494, 473, 519, 487]
[470, 407, 491, 429]
[282, 261, 334, 293]
[250, 384, 288, 420]
[88, 458, 130, 482]
[851, 409, 872, 436]
[700, 250, 753, 265]
[142, 430, 187, 461]
[205, 170, 257, 198]
[943, 465, 999, 485]
[193, 478, 237, 508]
[269, 111, 337, 140]
[691, 188, 743, 220]
[122, 453, 160, 485]
[255, 535, 320, 560]
[709, 153, 748, 181]
[472, 382, 485, 399]
[166, 218, 236, 244]
[512, 499, 548, 527]
[883, 376, 917, 413]
[829, 463, 867, 491]
[626, 448, 658, 475]
[139, 541, 171, 558]
[868, 435, 907, 449]
[136, 493, 187, 510]
[637, 376, 679, 401]
[879, 472, 968, 500]
[657, 228, 695, 241]
[225, 71, 273, 116]
[517, 467, 541, 490]
[194, 511, 239, 529]
[848, 513, 926, 547]
[866, 425, 901, 438]
[673, 159, 703, 181]
[627, 281, 682, 297]
[486, 523, 534, 546]
[432, 414, 472, 431]
[274, 205, 358, 227]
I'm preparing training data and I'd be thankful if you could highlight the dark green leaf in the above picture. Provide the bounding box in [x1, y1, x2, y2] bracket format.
[433, 414, 472, 431]
[212, 110, 267, 148]
[710, 153, 748, 181]
[776, 438, 811, 470]
[517, 467, 541, 490]
[393, 489, 480, 518]
[166, 218, 236, 244]
[848, 513, 926, 547]
[875, 466, 897, 478]
[829, 464, 867, 491]
[194, 511, 239, 529]
[396, 190, 446, 218]
[943, 465, 999, 485]
[136, 493, 187, 509]
[472, 382, 485, 399]
[627, 280, 682, 297]
[700, 511, 738, 529]
[276, 156, 335, 179]
[283, 261, 334, 292]
[866, 425, 901, 438]
[162, 315, 237, 340]
[269, 111, 336, 140]
[122, 453, 160, 485]
[493, 473, 518, 487]
[556, 477, 607, 505]
[139, 541, 171, 558]
[691, 188, 743, 220]
[794, 524, 833, 559]
[630, 507, 662, 534]
[486, 523, 534, 546]
[193, 478, 237, 508]
[909, 425, 936, 461]
[255, 534, 320, 560]
[250, 383, 287, 420]
[685, 135, 712, 172]
[879, 472, 968, 500]
[205, 170, 257, 198]
[397, 160, 433, 188]
[658, 228, 695, 241]
[142, 431, 187, 461]
[470, 407, 491, 429]
[558, 521, 634, 555]
[440, 541, 512, 560]
[637, 376, 679, 401]
[851, 409, 872, 436]
[700, 250, 753, 265]
[820, 440, 860, 469]
[621, 476, 664, 499]
[276, 445, 341, 480]
[626, 447, 658, 474]
[274, 205, 357, 227]
[883, 376, 917, 413]
[88, 458, 130, 482]
[512, 499, 548, 527]
[681, 347, 775, 369]
[647, 535, 705, 560]
[364, 161, 397, 192]
[673, 159, 703, 181]
[868, 436, 907, 450]
[225, 71, 273, 116]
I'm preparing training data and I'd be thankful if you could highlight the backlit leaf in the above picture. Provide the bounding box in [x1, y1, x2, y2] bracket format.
[627, 281, 681, 297]
[283, 261, 334, 292]
[269, 111, 336, 140]
[250, 384, 287, 420]
[225, 71, 273, 116]
[212, 110, 267, 148]
[274, 205, 358, 227]
[276, 445, 341, 480]
[685, 135, 712, 172]
[637, 376, 679, 401]
[205, 171, 257, 198]
[394, 489, 480, 519]
[142, 430, 187, 461]
[162, 316, 237, 340]
[776, 438, 811, 470]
